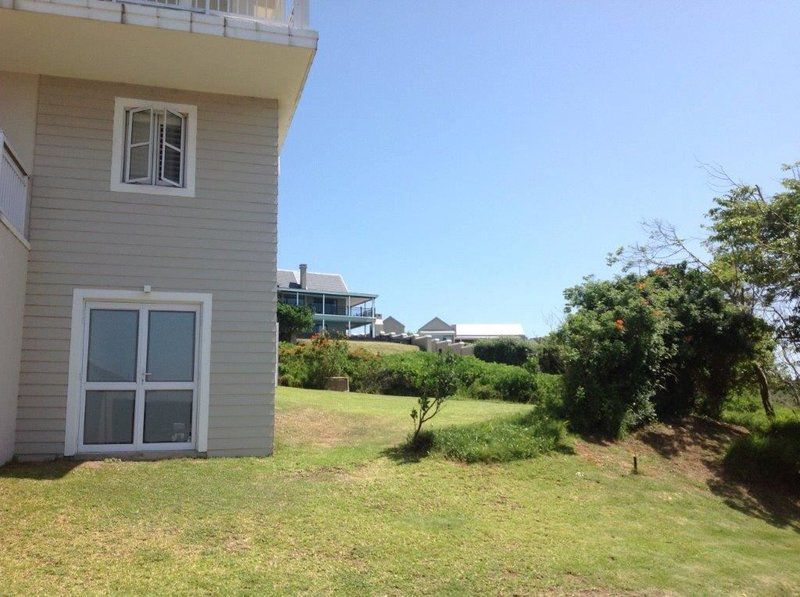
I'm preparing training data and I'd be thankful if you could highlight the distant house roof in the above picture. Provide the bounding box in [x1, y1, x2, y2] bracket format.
[277, 269, 348, 293]
[419, 317, 455, 333]
[381, 316, 405, 334]
[454, 323, 525, 339]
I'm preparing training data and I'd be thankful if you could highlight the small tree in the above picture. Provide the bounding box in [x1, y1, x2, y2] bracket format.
[410, 353, 458, 443]
[277, 302, 314, 342]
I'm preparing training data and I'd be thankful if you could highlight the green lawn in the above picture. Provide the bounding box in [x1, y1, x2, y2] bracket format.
[1, 387, 799, 594]
[346, 340, 420, 355]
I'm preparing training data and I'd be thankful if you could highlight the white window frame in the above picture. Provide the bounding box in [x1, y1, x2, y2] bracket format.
[110, 97, 197, 197]
[65, 289, 212, 456]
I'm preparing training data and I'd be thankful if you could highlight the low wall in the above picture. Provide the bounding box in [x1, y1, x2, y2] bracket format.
[0, 216, 28, 464]
[365, 332, 474, 357]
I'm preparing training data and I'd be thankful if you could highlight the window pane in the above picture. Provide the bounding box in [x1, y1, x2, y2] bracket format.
[128, 145, 150, 181]
[147, 311, 196, 382]
[130, 109, 151, 145]
[83, 390, 135, 445]
[87, 309, 139, 382]
[144, 390, 193, 443]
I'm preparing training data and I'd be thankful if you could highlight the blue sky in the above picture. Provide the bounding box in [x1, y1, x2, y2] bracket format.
[278, 1, 800, 337]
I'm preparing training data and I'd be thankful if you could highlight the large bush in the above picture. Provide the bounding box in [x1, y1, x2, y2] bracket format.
[558, 266, 772, 437]
[650, 266, 773, 418]
[560, 275, 671, 437]
[473, 337, 535, 367]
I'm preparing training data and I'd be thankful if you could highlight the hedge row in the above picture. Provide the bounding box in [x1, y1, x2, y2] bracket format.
[278, 338, 563, 405]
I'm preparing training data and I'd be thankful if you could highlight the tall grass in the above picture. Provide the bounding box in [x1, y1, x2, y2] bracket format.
[428, 408, 567, 463]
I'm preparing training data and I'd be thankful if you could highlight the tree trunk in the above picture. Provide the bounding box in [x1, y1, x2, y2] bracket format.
[753, 363, 776, 420]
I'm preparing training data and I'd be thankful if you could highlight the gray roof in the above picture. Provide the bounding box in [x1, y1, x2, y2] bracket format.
[277, 268, 348, 293]
[419, 316, 454, 332]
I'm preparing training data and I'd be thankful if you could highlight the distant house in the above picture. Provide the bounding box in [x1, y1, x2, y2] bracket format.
[418, 317, 456, 340]
[278, 264, 378, 336]
[418, 318, 525, 342]
[377, 316, 405, 335]
[453, 323, 526, 341]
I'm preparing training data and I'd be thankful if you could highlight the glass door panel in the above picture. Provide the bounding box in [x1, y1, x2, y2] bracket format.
[144, 390, 194, 443]
[142, 307, 198, 446]
[83, 390, 136, 445]
[146, 311, 196, 382]
[86, 309, 138, 382]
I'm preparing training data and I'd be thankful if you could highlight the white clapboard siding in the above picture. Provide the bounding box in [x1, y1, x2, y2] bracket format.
[15, 77, 278, 458]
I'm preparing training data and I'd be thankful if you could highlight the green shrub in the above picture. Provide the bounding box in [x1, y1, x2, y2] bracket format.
[278, 342, 311, 387]
[532, 335, 567, 374]
[463, 379, 501, 401]
[486, 367, 539, 403]
[279, 341, 558, 405]
[557, 266, 773, 437]
[535, 373, 566, 416]
[278, 373, 303, 388]
[430, 408, 567, 463]
[724, 420, 800, 490]
[560, 275, 669, 437]
[277, 302, 314, 341]
[473, 337, 535, 367]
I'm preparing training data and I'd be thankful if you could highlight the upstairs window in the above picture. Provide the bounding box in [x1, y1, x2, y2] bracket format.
[111, 98, 197, 197]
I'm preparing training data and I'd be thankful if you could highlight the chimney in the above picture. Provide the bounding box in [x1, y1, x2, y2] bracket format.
[299, 263, 308, 289]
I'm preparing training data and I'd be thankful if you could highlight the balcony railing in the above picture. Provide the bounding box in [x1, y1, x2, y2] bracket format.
[110, 0, 309, 27]
[310, 305, 375, 318]
[0, 131, 29, 238]
[279, 298, 375, 319]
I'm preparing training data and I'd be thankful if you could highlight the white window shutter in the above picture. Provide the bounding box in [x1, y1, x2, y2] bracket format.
[158, 109, 185, 188]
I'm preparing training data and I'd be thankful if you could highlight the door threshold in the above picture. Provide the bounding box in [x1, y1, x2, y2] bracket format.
[73, 450, 207, 461]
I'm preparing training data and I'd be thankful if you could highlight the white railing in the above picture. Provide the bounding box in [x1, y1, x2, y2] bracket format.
[0, 131, 29, 238]
[114, 0, 309, 26]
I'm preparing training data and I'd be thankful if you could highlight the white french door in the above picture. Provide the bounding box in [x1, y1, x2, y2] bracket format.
[78, 302, 200, 453]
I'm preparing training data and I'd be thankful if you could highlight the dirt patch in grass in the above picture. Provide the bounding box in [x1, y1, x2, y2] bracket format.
[575, 417, 747, 484]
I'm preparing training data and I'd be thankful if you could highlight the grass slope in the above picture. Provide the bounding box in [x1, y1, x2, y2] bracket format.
[1, 387, 799, 594]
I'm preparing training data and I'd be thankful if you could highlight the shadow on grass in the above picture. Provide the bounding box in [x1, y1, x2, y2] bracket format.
[382, 432, 433, 464]
[0, 459, 82, 480]
[637, 416, 746, 460]
[580, 416, 800, 533]
[707, 472, 800, 533]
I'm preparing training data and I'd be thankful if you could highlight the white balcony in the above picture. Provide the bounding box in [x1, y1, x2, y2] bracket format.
[0, 0, 317, 147]
[0, 131, 29, 238]
[103, 0, 310, 29]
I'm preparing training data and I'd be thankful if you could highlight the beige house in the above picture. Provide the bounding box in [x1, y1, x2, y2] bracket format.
[0, 0, 317, 463]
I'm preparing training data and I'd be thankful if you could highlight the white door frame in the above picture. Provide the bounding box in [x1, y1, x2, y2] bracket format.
[65, 289, 212, 456]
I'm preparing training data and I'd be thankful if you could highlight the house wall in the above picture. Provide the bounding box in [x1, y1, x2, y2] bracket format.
[15, 76, 278, 459]
[0, 71, 39, 173]
[0, 217, 29, 464]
